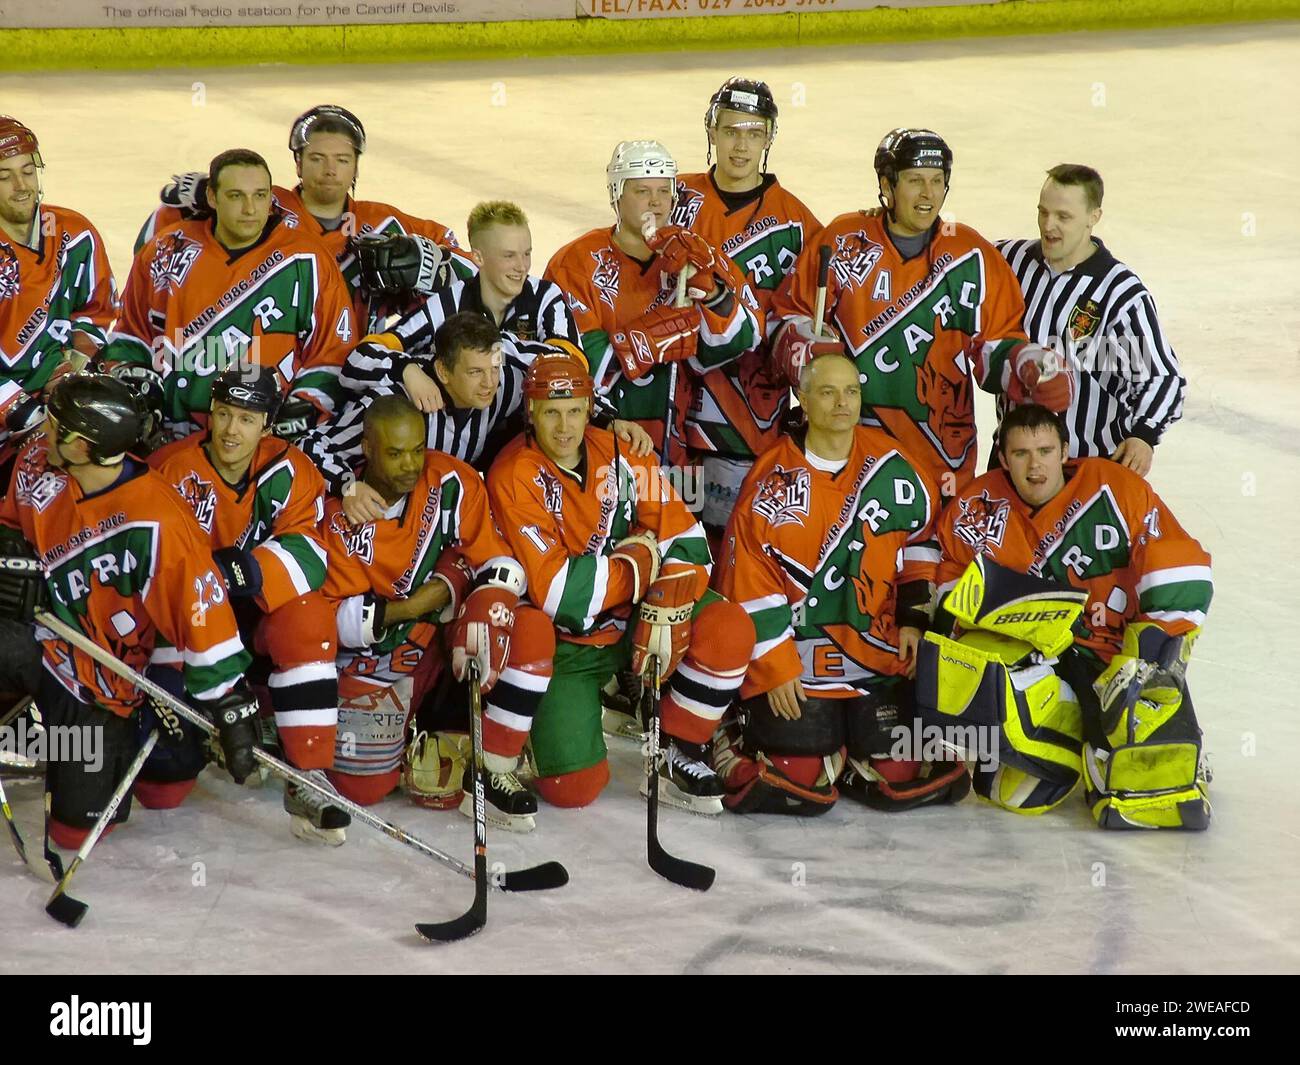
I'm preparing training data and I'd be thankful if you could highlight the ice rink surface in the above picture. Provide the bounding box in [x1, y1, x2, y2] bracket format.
[2, 21, 1299, 974]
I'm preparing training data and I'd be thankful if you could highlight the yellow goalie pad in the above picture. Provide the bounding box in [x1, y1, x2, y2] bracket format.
[944, 556, 1087, 658]
[915, 629, 1082, 788]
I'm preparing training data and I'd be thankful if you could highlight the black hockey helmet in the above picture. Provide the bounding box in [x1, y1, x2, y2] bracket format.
[211, 365, 282, 418]
[288, 105, 366, 155]
[45, 373, 143, 465]
[706, 77, 778, 170]
[874, 127, 953, 188]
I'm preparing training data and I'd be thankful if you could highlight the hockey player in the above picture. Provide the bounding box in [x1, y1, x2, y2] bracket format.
[150, 366, 345, 843]
[713, 355, 969, 815]
[103, 148, 354, 444]
[0, 116, 118, 446]
[544, 140, 762, 466]
[319, 394, 555, 832]
[768, 127, 1074, 498]
[135, 106, 474, 334]
[672, 78, 822, 535]
[997, 164, 1186, 475]
[0, 373, 258, 849]
[304, 312, 651, 526]
[486, 351, 755, 813]
[917, 403, 1212, 829]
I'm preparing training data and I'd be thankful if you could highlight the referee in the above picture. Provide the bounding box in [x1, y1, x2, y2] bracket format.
[997, 164, 1185, 476]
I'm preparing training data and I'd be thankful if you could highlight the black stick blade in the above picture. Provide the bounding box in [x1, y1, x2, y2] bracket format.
[499, 861, 569, 893]
[45, 890, 89, 928]
[415, 895, 486, 943]
[649, 842, 715, 892]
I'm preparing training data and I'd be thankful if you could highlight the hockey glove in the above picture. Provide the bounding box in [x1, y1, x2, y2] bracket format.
[772, 315, 845, 388]
[213, 546, 263, 600]
[271, 399, 317, 443]
[647, 225, 724, 299]
[0, 536, 48, 624]
[160, 172, 213, 221]
[611, 305, 699, 381]
[630, 564, 706, 680]
[1005, 343, 1075, 413]
[610, 530, 660, 605]
[451, 558, 526, 693]
[198, 682, 260, 785]
[107, 364, 168, 453]
[353, 232, 450, 297]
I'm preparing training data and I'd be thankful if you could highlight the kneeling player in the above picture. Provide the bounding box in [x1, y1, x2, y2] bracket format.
[0, 375, 257, 850]
[919, 403, 1212, 829]
[487, 352, 755, 814]
[320, 395, 554, 832]
[151, 368, 343, 844]
[714, 355, 969, 815]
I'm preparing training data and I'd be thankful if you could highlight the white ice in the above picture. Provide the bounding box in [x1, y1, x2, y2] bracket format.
[2, 22, 1299, 974]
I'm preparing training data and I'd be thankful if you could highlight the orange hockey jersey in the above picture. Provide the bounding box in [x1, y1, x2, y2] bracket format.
[717, 426, 939, 698]
[320, 448, 513, 686]
[769, 212, 1028, 494]
[104, 214, 353, 440]
[0, 205, 118, 420]
[936, 459, 1213, 664]
[0, 438, 250, 716]
[150, 434, 328, 615]
[486, 426, 711, 646]
[673, 171, 821, 456]
[544, 227, 761, 464]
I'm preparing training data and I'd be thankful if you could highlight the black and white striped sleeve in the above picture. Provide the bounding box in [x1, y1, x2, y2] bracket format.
[535, 278, 582, 346]
[300, 399, 369, 495]
[1116, 291, 1185, 446]
[391, 283, 462, 355]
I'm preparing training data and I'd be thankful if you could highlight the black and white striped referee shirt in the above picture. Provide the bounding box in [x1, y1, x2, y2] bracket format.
[997, 237, 1186, 457]
[387, 273, 580, 353]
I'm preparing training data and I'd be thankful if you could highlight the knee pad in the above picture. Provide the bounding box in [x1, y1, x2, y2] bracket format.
[506, 607, 556, 673]
[741, 694, 846, 756]
[714, 717, 841, 816]
[256, 593, 337, 667]
[328, 768, 398, 807]
[533, 759, 609, 808]
[689, 600, 756, 673]
[134, 778, 198, 810]
[972, 762, 1078, 815]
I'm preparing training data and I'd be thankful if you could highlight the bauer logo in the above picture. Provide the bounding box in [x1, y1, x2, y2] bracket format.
[49, 996, 151, 1045]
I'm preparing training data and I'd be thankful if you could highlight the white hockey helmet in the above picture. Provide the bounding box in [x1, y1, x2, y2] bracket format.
[606, 140, 678, 215]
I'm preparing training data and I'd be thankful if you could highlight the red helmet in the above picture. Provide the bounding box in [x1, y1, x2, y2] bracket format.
[0, 116, 42, 167]
[524, 349, 594, 406]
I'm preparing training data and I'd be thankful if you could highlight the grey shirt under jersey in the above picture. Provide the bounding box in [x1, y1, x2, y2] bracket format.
[887, 227, 929, 260]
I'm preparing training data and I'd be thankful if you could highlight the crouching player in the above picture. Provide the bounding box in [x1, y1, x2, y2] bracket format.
[918, 403, 1212, 829]
[486, 351, 754, 814]
[0, 374, 257, 849]
[319, 394, 554, 832]
[151, 367, 343, 844]
[714, 355, 969, 814]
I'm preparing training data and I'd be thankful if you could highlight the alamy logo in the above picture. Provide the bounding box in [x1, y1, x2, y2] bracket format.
[49, 996, 151, 1045]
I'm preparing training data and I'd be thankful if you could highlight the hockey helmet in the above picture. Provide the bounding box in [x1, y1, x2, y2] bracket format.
[706, 78, 778, 171]
[45, 373, 144, 466]
[289, 105, 367, 155]
[524, 350, 594, 414]
[606, 140, 678, 212]
[0, 116, 42, 168]
[210, 365, 283, 418]
[874, 128, 953, 188]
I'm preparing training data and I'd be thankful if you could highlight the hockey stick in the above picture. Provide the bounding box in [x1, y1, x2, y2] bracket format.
[0, 771, 35, 873]
[812, 244, 832, 338]
[644, 656, 715, 892]
[44, 730, 159, 928]
[33, 611, 567, 894]
[415, 662, 489, 942]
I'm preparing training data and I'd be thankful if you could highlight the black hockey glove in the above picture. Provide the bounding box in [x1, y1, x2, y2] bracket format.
[198, 682, 260, 785]
[213, 546, 263, 600]
[0, 534, 49, 624]
[160, 172, 213, 221]
[271, 399, 317, 443]
[352, 232, 450, 297]
[108, 364, 169, 454]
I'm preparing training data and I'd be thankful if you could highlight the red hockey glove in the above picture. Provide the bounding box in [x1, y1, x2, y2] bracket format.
[432, 550, 476, 622]
[450, 558, 526, 693]
[610, 529, 660, 605]
[772, 315, 845, 388]
[611, 305, 699, 381]
[647, 224, 724, 299]
[630, 565, 707, 680]
[1005, 343, 1075, 413]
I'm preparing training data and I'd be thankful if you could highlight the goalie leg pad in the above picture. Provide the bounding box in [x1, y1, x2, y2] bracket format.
[972, 762, 1079, 815]
[482, 605, 553, 761]
[845, 681, 906, 761]
[331, 676, 413, 805]
[713, 716, 841, 816]
[840, 754, 971, 812]
[661, 596, 754, 745]
[256, 595, 339, 770]
[742, 693, 847, 756]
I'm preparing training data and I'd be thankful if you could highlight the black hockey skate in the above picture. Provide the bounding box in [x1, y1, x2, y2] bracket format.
[641, 737, 725, 816]
[284, 769, 352, 846]
[461, 767, 538, 833]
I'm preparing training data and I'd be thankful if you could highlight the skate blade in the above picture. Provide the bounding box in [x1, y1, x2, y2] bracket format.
[639, 775, 723, 817]
[289, 815, 347, 847]
[458, 792, 536, 834]
[601, 708, 644, 742]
